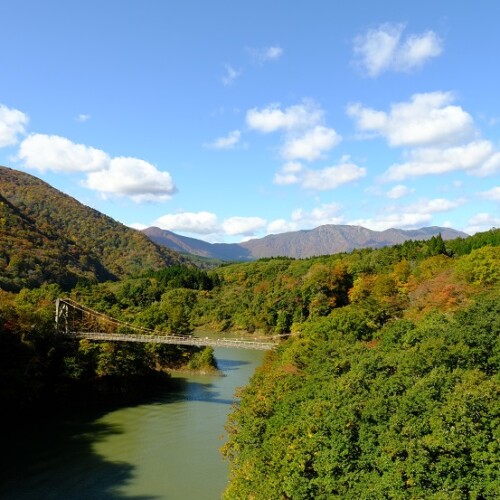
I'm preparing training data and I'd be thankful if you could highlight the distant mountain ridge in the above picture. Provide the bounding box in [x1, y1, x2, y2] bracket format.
[0, 166, 184, 290]
[143, 224, 468, 261]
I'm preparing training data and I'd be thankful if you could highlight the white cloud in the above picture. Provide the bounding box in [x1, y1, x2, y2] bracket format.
[246, 100, 323, 133]
[407, 197, 463, 214]
[249, 45, 284, 63]
[222, 216, 267, 236]
[17, 133, 177, 202]
[154, 211, 219, 235]
[281, 126, 341, 161]
[18, 134, 110, 172]
[274, 161, 304, 185]
[398, 31, 443, 71]
[268, 202, 344, 234]
[349, 196, 462, 231]
[350, 213, 433, 231]
[474, 152, 500, 176]
[267, 219, 298, 234]
[465, 212, 500, 234]
[275, 159, 366, 191]
[347, 92, 474, 147]
[85, 157, 177, 202]
[264, 46, 283, 60]
[480, 186, 500, 201]
[302, 163, 366, 190]
[152, 212, 268, 238]
[353, 23, 443, 77]
[129, 222, 148, 230]
[205, 130, 241, 150]
[387, 184, 415, 199]
[383, 140, 497, 181]
[0, 104, 29, 148]
[222, 64, 241, 86]
[76, 114, 91, 123]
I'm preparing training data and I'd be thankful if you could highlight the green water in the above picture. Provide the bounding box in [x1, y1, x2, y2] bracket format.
[0, 348, 264, 500]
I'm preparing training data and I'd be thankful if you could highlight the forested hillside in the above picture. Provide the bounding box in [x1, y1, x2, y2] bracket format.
[0, 166, 184, 291]
[220, 230, 499, 499]
[1, 215, 498, 495]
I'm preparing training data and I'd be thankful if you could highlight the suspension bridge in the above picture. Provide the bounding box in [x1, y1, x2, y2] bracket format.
[55, 298, 278, 351]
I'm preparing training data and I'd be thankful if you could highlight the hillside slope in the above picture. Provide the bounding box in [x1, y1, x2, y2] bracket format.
[0, 166, 183, 290]
[143, 227, 252, 260]
[241, 224, 468, 258]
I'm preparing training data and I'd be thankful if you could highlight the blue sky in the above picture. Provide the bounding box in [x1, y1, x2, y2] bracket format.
[1, 0, 499, 242]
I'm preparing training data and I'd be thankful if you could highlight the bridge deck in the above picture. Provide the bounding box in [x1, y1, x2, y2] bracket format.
[70, 331, 276, 351]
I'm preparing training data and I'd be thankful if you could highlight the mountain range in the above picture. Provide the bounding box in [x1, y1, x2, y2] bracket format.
[0, 165, 470, 291]
[143, 224, 468, 261]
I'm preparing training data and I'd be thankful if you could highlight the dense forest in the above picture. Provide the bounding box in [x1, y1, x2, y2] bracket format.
[0, 204, 498, 496]
[0, 166, 185, 291]
[219, 230, 499, 499]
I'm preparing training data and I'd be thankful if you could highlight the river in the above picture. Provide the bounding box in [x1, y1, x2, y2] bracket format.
[0, 347, 265, 500]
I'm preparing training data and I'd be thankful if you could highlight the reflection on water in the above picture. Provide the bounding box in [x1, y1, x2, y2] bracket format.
[0, 348, 264, 500]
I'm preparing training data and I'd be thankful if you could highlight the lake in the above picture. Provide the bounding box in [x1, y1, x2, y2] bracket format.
[0, 347, 265, 500]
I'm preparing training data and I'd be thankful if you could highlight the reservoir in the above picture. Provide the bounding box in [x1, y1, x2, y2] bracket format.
[0, 347, 265, 499]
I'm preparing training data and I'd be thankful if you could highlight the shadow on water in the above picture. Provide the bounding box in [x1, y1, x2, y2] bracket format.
[0, 415, 158, 500]
[0, 347, 264, 500]
[0, 375, 235, 499]
[167, 377, 235, 406]
[215, 358, 252, 372]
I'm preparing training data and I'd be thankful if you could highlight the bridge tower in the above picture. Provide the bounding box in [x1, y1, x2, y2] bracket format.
[55, 298, 69, 335]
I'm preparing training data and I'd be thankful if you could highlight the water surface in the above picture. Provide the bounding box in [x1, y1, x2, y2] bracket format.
[0, 347, 264, 499]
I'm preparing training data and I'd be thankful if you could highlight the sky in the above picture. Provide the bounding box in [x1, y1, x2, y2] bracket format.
[1, 0, 499, 242]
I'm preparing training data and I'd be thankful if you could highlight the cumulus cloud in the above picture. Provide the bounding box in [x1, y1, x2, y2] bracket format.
[267, 218, 298, 234]
[204, 130, 241, 150]
[18, 134, 110, 172]
[274, 158, 366, 191]
[302, 163, 366, 190]
[353, 23, 443, 77]
[465, 212, 500, 234]
[387, 184, 415, 199]
[383, 140, 499, 181]
[247, 100, 342, 167]
[480, 186, 500, 201]
[222, 216, 267, 236]
[222, 64, 242, 86]
[347, 92, 474, 147]
[85, 157, 177, 202]
[152, 212, 268, 238]
[267, 203, 344, 234]
[348, 92, 500, 181]
[246, 100, 323, 133]
[154, 211, 219, 234]
[407, 197, 463, 214]
[274, 161, 304, 185]
[0, 104, 29, 148]
[281, 126, 341, 161]
[17, 133, 177, 202]
[349, 196, 462, 231]
[350, 213, 433, 231]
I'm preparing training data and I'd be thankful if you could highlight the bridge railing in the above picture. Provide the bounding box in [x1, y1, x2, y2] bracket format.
[56, 298, 280, 350]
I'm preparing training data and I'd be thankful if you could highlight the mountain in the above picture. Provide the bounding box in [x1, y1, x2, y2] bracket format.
[142, 227, 252, 261]
[0, 166, 184, 291]
[143, 224, 468, 261]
